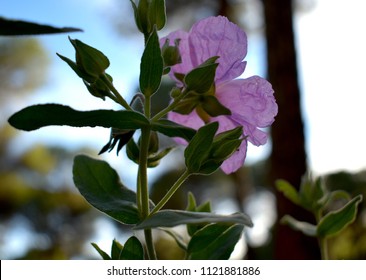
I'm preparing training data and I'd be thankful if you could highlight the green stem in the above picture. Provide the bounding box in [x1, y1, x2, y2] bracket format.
[151, 88, 189, 121]
[150, 169, 191, 216]
[319, 237, 329, 260]
[101, 74, 132, 110]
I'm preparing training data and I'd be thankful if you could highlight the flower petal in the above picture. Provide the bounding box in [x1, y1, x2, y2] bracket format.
[220, 139, 248, 174]
[216, 76, 277, 145]
[188, 16, 247, 84]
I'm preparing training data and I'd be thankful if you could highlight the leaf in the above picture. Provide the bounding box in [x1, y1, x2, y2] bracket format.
[187, 224, 244, 260]
[120, 236, 144, 260]
[134, 210, 253, 230]
[151, 119, 196, 142]
[111, 239, 124, 260]
[201, 95, 231, 117]
[275, 179, 301, 206]
[184, 122, 218, 173]
[0, 17, 82, 36]
[139, 27, 163, 97]
[280, 215, 317, 237]
[317, 195, 363, 238]
[91, 243, 111, 260]
[8, 104, 149, 131]
[73, 155, 140, 225]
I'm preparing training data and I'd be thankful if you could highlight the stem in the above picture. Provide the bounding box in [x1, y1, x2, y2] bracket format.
[150, 169, 191, 216]
[151, 88, 189, 121]
[319, 237, 329, 260]
[101, 74, 132, 110]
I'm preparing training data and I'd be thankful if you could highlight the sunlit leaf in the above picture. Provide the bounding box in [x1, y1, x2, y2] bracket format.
[275, 179, 301, 206]
[317, 195, 363, 238]
[280, 215, 317, 237]
[134, 209, 253, 230]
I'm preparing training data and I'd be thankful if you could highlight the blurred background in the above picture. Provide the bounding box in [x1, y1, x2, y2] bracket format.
[1, 0, 366, 259]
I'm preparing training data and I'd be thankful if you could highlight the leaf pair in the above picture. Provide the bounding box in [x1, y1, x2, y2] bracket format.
[276, 178, 363, 239]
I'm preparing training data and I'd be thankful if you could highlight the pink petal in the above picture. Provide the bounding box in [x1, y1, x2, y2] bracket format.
[188, 16, 247, 84]
[220, 139, 248, 174]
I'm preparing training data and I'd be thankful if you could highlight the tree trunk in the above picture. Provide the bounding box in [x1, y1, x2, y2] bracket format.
[263, 0, 320, 259]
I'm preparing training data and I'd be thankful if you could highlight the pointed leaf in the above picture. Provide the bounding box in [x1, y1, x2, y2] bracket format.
[187, 224, 244, 260]
[8, 104, 149, 131]
[317, 195, 363, 238]
[148, 0, 166, 31]
[160, 228, 187, 251]
[134, 210, 253, 230]
[111, 239, 124, 260]
[91, 243, 111, 260]
[73, 155, 140, 225]
[0, 17, 82, 36]
[120, 236, 144, 260]
[276, 179, 301, 206]
[139, 27, 163, 97]
[280, 215, 317, 237]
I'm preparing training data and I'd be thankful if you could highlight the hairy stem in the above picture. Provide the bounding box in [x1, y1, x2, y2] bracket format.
[101, 74, 132, 110]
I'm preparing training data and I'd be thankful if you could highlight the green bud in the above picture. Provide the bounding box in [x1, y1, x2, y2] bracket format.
[69, 37, 110, 81]
[161, 38, 181, 67]
[148, 0, 166, 31]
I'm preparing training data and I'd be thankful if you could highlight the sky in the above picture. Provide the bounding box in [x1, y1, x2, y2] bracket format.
[2, 0, 366, 177]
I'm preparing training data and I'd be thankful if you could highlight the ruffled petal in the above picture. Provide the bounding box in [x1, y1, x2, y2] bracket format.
[188, 16, 247, 84]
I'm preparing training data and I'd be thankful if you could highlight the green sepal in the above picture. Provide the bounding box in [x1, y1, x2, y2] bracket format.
[184, 122, 218, 173]
[161, 38, 181, 67]
[148, 0, 166, 31]
[201, 95, 231, 117]
[184, 56, 219, 93]
[57, 52, 96, 83]
[139, 26, 163, 97]
[151, 119, 196, 142]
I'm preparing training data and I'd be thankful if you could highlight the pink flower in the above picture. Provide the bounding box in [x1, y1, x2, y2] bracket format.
[161, 16, 278, 174]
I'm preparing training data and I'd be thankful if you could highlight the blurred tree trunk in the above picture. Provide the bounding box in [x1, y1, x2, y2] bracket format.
[263, 0, 320, 259]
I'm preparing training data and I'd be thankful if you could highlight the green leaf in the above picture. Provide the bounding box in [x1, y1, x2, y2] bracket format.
[280, 215, 317, 237]
[275, 179, 301, 206]
[139, 27, 163, 97]
[184, 122, 218, 173]
[317, 195, 363, 238]
[134, 210, 253, 230]
[151, 119, 196, 142]
[120, 236, 144, 260]
[91, 243, 111, 260]
[73, 155, 140, 225]
[184, 56, 219, 93]
[111, 239, 124, 260]
[0, 17, 82, 36]
[187, 224, 244, 260]
[8, 104, 149, 131]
